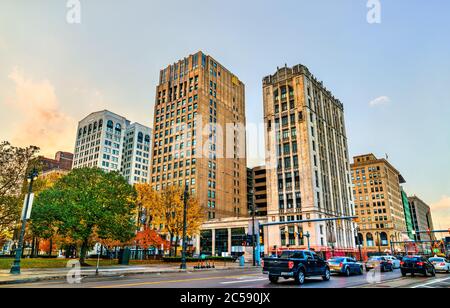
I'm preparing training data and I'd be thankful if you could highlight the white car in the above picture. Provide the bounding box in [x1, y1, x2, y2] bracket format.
[384, 256, 401, 269]
[429, 257, 450, 273]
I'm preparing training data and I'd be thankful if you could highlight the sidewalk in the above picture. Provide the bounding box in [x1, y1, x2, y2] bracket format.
[0, 262, 256, 285]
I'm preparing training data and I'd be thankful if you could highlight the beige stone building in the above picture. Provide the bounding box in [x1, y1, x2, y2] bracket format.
[263, 64, 356, 256]
[151, 51, 247, 220]
[351, 154, 407, 253]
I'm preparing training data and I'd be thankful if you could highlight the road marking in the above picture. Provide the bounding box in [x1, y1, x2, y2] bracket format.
[411, 277, 450, 289]
[94, 273, 261, 288]
[221, 278, 267, 285]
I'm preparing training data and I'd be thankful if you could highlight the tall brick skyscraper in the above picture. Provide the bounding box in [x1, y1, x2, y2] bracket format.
[263, 64, 355, 255]
[151, 51, 247, 220]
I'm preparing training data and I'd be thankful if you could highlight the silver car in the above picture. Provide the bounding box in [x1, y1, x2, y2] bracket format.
[429, 257, 450, 273]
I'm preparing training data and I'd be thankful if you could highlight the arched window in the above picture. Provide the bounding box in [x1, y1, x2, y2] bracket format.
[137, 132, 144, 143]
[98, 119, 103, 128]
[366, 233, 374, 247]
[145, 135, 150, 143]
[115, 123, 122, 133]
[358, 233, 364, 246]
[93, 122, 97, 132]
[78, 128, 83, 138]
[83, 126, 87, 135]
[380, 232, 388, 246]
[88, 124, 92, 134]
[107, 120, 114, 129]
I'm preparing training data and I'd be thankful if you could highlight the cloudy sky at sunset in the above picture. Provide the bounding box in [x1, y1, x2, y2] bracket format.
[1, 0, 449, 228]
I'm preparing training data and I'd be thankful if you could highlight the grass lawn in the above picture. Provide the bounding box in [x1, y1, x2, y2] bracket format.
[0, 258, 166, 270]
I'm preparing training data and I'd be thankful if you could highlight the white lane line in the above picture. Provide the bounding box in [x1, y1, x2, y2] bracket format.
[221, 278, 267, 285]
[411, 277, 450, 289]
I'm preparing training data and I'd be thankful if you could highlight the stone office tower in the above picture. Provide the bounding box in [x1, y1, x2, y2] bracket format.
[263, 64, 356, 255]
[151, 51, 247, 220]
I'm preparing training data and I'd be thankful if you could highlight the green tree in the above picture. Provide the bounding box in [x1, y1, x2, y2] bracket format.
[0, 141, 39, 244]
[31, 168, 137, 265]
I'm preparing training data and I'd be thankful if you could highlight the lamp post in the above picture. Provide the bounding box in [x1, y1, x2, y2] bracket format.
[180, 184, 189, 270]
[10, 168, 38, 275]
[250, 189, 256, 267]
[375, 232, 382, 254]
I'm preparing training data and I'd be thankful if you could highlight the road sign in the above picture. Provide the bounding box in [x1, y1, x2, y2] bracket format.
[21, 193, 34, 220]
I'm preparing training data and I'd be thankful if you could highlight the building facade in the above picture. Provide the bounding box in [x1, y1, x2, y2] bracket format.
[401, 188, 415, 240]
[263, 64, 356, 255]
[150, 51, 247, 220]
[351, 154, 407, 253]
[408, 196, 435, 241]
[72, 110, 152, 185]
[39, 151, 73, 172]
[250, 166, 268, 217]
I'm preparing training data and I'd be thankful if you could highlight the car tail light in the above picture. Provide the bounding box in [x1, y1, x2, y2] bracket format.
[288, 261, 294, 270]
[416, 262, 424, 266]
[339, 263, 343, 267]
[440, 263, 446, 266]
[400, 261, 404, 266]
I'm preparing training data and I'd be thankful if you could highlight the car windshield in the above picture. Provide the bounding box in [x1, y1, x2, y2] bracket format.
[403, 257, 421, 262]
[279, 251, 304, 259]
[429, 258, 444, 262]
[369, 257, 382, 261]
[328, 258, 345, 262]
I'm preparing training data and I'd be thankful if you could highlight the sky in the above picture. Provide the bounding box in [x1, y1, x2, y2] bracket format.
[0, 0, 449, 229]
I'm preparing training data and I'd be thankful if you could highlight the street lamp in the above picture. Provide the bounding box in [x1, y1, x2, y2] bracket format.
[10, 168, 38, 275]
[250, 188, 256, 267]
[180, 184, 189, 270]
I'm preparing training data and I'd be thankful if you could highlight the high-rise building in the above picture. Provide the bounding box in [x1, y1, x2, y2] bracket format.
[408, 196, 435, 241]
[351, 154, 407, 252]
[151, 51, 247, 220]
[263, 64, 355, 255]
[72, 110, 152, 185]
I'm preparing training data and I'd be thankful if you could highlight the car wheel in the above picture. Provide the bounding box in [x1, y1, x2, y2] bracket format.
[295, 270, 305, 285]
[323, 268, 331, 281]
[359, 266, 364, 275]
[424, 269, 429, 277]
[401, 271, 407, 277]
[345, 267, 351, 277]
[380, 265, 385, 273]
[431, 268, 436, 277]
[269, 275, 279, 284]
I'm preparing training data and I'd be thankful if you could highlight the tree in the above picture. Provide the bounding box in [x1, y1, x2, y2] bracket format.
[148, 186, 204, 257]
[0, 141, 39, 244]
[31, 168, 137, 265]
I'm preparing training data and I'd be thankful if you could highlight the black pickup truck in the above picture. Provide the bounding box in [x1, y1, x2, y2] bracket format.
[262, 250, 331, 285]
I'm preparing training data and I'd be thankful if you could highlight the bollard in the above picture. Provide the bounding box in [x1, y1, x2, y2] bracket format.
[239, 255, 245, 267]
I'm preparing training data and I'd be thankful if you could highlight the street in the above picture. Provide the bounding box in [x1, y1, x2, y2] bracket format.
[1, 267, 447, 288]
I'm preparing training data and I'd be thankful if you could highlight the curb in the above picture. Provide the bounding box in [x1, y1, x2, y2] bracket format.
[0, 266, 258, 286]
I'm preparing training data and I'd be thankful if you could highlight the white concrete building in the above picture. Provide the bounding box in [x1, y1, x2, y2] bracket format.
[73, 110, 152, 185]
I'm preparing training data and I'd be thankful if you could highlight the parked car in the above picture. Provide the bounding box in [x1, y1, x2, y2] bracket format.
[428, 257, 450, 273]
[384, 256, 401, 269]
[327, 257, 363, 276]
[401, 256, 436, 277]
[262, 250, 331, 285]
[365, 256, 393, 272]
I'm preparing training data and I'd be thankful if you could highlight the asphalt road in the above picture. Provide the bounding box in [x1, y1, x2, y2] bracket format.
[0, 267, 424, 289]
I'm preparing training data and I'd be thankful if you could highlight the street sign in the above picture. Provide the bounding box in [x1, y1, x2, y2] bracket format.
[21, 193, 34, 220]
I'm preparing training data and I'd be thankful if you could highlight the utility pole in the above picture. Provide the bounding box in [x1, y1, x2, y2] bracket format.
[180, 185, 189, 270]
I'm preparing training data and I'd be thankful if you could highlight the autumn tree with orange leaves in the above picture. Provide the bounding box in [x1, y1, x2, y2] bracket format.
[136, 184, 204, 257]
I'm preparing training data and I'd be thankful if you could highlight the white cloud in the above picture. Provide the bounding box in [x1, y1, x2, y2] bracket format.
[369, 96, 391, 107]
[4, 68, 77, 156]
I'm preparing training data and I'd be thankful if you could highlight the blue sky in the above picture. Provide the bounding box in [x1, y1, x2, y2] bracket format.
[0, 0, 449, 227]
